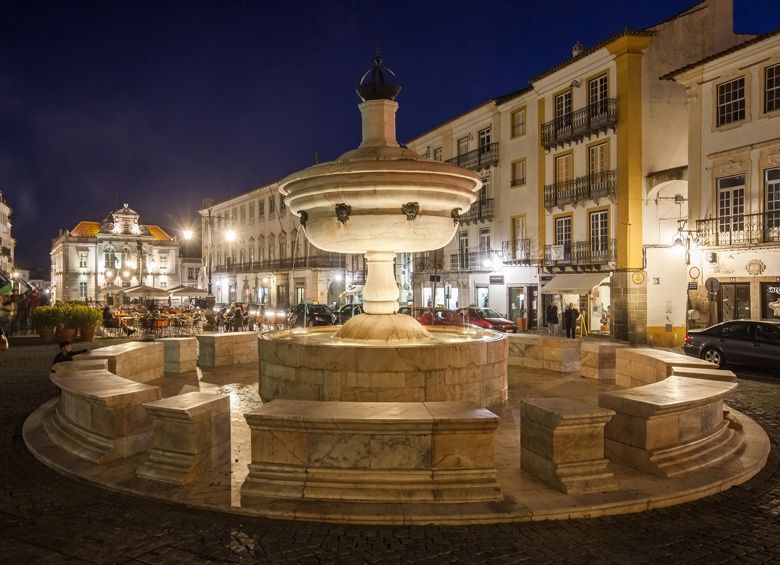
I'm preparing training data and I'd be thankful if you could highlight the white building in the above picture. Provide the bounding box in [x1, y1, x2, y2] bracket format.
[0, 191, 15, 276]
[50, 204, 185, 303]
[668, 29, 780, 327]
[199, 183, 358, 308]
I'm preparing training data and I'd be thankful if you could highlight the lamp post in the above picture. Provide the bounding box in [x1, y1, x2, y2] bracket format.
[196, 209, 235, 296]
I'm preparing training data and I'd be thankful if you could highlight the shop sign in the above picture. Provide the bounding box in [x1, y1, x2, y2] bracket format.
[489, 275, 504, 285]
[763, 283, 780, 320]
[688, 282, 698, 290]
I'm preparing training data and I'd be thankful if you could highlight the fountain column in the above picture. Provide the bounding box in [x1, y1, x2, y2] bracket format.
[362, 250, 399, 314]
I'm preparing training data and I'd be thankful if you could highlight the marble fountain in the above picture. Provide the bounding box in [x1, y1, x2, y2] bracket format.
[22, 56, 770, 525]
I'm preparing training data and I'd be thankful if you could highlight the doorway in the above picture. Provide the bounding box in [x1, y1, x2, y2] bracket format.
[476, 286, 489, 308]
[508, 287, 526, 321]
[718, 283, 750, 322]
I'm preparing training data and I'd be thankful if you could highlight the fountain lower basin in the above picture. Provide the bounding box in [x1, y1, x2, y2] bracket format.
[259, 325, 508, 407]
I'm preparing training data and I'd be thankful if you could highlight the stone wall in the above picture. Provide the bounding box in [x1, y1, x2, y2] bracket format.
[611, 271, 647, 345]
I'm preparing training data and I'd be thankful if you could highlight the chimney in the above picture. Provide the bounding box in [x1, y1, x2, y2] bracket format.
[572, 41, 584, 58]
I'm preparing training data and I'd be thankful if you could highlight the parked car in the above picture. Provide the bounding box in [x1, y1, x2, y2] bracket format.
[456, 307, 516, 332]
[287, 303, 337, 327]
[337, 303, 363, 324]
[398, 306, 436, 325]
[683, 320, 780, 370]
[434, 309, 469, 327]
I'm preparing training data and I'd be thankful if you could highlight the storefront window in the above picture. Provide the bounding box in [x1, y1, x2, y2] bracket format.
[761, 283, 780, 320]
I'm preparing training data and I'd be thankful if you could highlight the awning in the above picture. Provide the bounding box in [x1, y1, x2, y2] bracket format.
[541, 273, 610, 294]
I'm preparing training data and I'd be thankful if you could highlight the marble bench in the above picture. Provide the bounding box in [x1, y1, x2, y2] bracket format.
[521, 398, 617, 493]
[505, 334, 580, 373]
[161, 337, 198, 374]
[598, 376, 740, 478]
[51, 358, 110, 375]
[46, 369, 161, 463]
[137, 392, 230, 485]
[197, 332, 258, 367]
[241, 400, 502, 506]
[671, 366, 737, 383]
[615, 347, 715, 388]
[580, 342, 628, 382]
[83, 341, 164, 383]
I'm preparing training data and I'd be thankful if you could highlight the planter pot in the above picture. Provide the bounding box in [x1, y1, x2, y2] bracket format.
[61, 328, 77, 342]
[38, 328, 56, 343]
[516, 317, 528, 332]
[80, 326, 96, 342]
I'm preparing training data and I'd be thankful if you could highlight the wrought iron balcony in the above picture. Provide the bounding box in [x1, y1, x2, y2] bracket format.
[214, 253, 345, 273]
[544, 239, 616, 267]
[696, 212, 780, 247]
[413, 252, 443, 273]
[501, 239, 532, 265]
[544, 170, 616, 209]
[458, 198, 494, 225]
[348, 270, 367, 285]
[541, 99, 618, 150]
[448, 250, 496, 272]
[446, 143, 499, 171]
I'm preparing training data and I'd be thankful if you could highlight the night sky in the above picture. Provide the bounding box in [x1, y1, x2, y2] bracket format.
[2, 0, 779, 270]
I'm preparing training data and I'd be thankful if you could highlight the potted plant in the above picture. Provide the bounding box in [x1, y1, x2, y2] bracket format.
[77, 306, 102, 342]
[517, 305, 527, 332]
[58, 303, 79, 341]
[32, 306, 62, 342]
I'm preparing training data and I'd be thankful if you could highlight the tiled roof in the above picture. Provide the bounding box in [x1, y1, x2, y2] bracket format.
[661, 27, 780, 80]
[146, 225, 173, 241]
[69, 221, 101, 238]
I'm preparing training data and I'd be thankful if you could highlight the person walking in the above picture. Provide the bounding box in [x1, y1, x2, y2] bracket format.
[564, 302, 580, 339]
[546, 302, 559, 336]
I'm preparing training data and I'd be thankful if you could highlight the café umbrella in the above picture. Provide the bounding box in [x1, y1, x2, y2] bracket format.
[170, 285, 210, 297]
[121, 285, 170, 299]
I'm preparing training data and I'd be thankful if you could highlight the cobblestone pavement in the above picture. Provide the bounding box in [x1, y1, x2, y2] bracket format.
[1, 342, 779, 564]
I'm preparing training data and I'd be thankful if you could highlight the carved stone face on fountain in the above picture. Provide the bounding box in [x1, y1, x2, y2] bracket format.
[278, 55, 481, 341]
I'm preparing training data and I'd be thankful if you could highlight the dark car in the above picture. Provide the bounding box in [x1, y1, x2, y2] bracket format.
[456, 307, 516, 332]
[683, 320, 780, 370]
[287, 303, 336, 327]
[337, 303, 363, 324]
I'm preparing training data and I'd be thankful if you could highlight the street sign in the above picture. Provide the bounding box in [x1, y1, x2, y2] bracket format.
[489, 275, 504, 284]
[688, 282, 698, 290]
[704, 277, 720, 292]
[429, 275, 441, 282]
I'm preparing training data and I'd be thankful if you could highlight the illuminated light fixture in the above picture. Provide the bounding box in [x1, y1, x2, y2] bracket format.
[182, 229, 193, 240]
[123, 270, 130, 278]
[333, 273, 343, 282]
[225, 230, 237, 242]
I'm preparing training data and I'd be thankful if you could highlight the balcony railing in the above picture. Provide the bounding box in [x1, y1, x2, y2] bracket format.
[544, 170, 616, 209]
[446, 143, 499, 171]
[544, 239, 616, 266]
[214, 253, 345, 273]
[696, 212, 780, 247]
[501, 239, 532, 265]
[449, 250, 496, 272]
[459, 198, 494, 224]
[413, 253, 443, 273]
[541, 99, 618, 150]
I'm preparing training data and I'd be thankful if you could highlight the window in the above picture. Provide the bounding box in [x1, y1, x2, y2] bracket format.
[588, 74, 608, 116]
[457, 136, 469, 156]
[765, 64, 780, 113]
[589, 210, 609, 257]
[479, 228, 491, 252]
[269, 195, 276, 214]
[239, 205, 246, 225]
[279, 234, 287, 259]
[458, 231, 469, 268]
[554, 153, 573, 184]
[717, 77, 745, 126]
[511, 107, 526, 137]
[766, 168, 780, 239]
[248, 203, 255, 224]
[554, 90, 572, 132]
[718, 284, 751, 322]
[511, 159, 526, 187]
[755, 322, 780, 342]
[258, 237, 265, 262]
[79, 282, 87, 298]
[279, 195, 286, 216]
[588, 142, 609, 176]
[78, 253, 87, 268]
[721, 321, 751, 338]
[232, 208, 237, 221]
[258, 199, 265, 221]
[159, 281, 167, 289]
[187, 268, 195, 280]
[268, 235, 275, 261]
[480, 177, 490, 201]
[717, 174, 746, 241]
[478, 127, 491, 150]
[761, 283, 780, 320]
[555, 216, 572, 247]
[158, 254, 168, 271]
[510, 216, 527, 261]
[103, 247, 117, 269]
[433, 147, 442, 161]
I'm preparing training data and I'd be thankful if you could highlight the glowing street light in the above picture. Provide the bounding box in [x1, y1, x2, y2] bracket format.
[182, 229, 194, 240]
[225, 230, 236, 242]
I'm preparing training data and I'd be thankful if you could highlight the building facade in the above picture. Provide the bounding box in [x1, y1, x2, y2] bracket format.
[50, 204, 185, 303]
[406, 0, 750, 344]
[670, 29, 780, 327]
[0, 191, 14, 276]
[199, 183, 363, 308]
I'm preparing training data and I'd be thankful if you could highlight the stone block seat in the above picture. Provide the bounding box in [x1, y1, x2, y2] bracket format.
[506, 334, 580, 373]
[82, 341, 164, 383]
[580, 341, 628, 382]
[51, 358, 110, 375]
[161, 337, 198, 374]
[599, 376, 740, 478]
[615, 347, 715, 388]
[241, 400, 502, 506]
[46, 369, 161, 463]
[521, 398, 617, 494]
[197, 332, 257, 368]
[138, 392, 230, 485]
[671, 366, 737, 382]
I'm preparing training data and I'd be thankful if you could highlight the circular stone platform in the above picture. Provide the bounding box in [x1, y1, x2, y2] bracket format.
[258, 325, 508, 407]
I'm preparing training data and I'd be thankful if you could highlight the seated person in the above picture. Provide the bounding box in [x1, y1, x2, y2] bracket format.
[52, 340, 88, 372]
